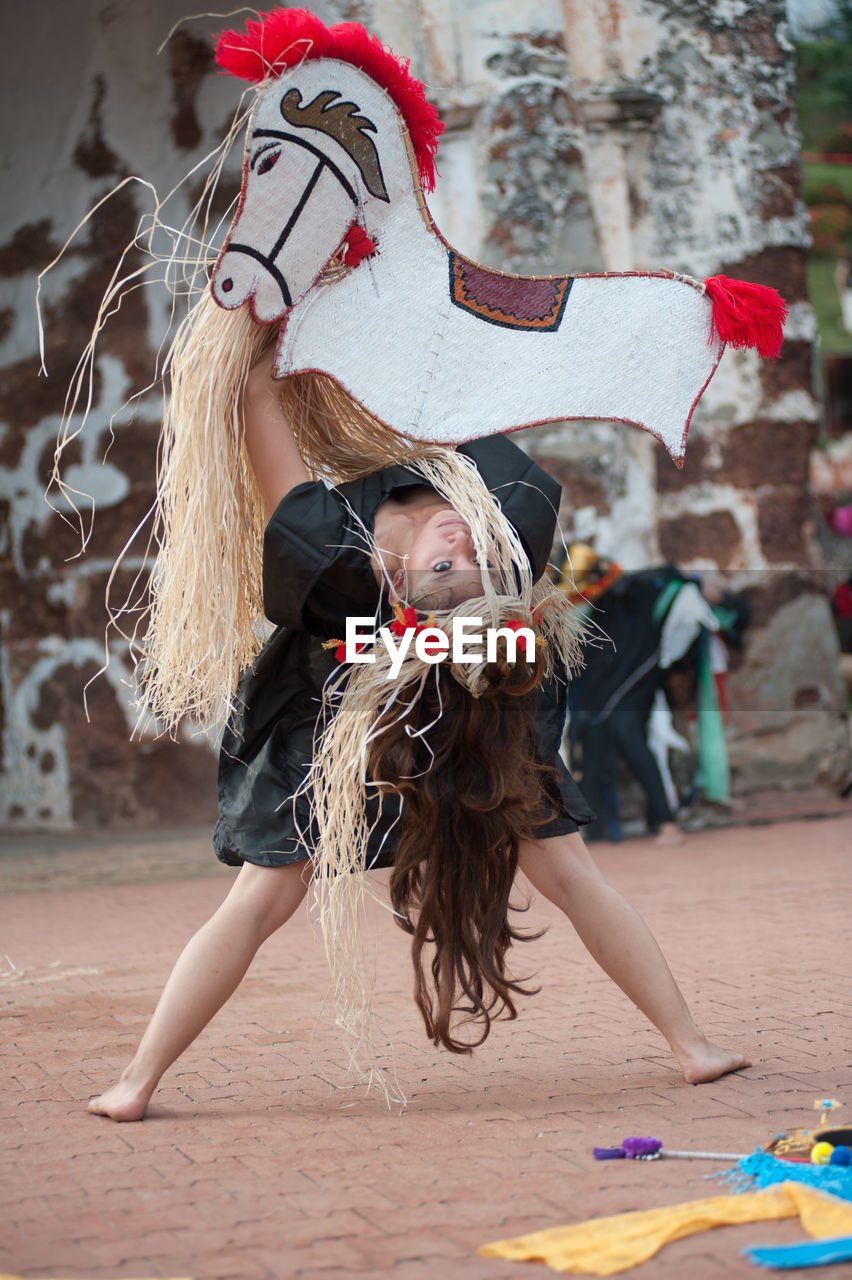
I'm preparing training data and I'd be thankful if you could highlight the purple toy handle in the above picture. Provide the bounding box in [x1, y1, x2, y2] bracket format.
[622, 1137, 663, 1158]
[593, 1137, 664, 1161]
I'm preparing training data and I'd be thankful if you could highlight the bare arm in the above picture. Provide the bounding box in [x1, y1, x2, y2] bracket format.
[241, 347, 310, 510]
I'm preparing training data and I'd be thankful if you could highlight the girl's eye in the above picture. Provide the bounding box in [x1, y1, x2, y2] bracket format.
[256, 149, 280, 175]
[432, 561, 452, 573]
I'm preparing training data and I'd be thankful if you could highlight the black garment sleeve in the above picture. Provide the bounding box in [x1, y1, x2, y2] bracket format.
[262, 481, 348, 628]
[458, 434, 560, 579]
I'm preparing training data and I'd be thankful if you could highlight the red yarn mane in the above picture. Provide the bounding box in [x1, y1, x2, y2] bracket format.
[214, 7, 443, 192]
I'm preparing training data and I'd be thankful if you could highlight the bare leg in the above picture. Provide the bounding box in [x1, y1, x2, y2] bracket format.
[89, 861, 311, 1121]
[517, 833, 750, 1083]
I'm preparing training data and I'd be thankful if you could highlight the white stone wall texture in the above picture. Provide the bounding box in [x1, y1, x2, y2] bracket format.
[0, 0, 846, 830]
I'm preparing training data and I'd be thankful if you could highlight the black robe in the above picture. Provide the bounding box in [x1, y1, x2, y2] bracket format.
[214, 434, 594, 868]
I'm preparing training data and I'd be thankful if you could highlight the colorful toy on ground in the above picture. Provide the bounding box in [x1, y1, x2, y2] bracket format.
[481, 1101, 852, 1273]
[594, 1135, 749, 1162]
[594, 1099, 852, 1168]
[765, 1099, 850, 1164]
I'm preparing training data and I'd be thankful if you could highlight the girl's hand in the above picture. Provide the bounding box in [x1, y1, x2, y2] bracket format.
[243, 341, 281, 407]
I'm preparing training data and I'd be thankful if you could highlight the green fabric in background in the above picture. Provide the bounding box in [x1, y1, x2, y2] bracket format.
[696, 636, 730, 804]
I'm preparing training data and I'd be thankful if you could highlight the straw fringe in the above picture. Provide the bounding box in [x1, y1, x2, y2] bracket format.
[42, 85, 262, 730]
[138, 295, 271, 731]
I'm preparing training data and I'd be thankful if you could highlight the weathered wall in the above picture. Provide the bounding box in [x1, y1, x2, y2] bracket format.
[0, 0, 846, 831]
[0, 1, 242, 829]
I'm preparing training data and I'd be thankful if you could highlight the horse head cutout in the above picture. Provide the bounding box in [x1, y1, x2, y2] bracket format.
[211, 8, 786, 461]
[212, 9, 440, 324]
[212, 56, 420, 322]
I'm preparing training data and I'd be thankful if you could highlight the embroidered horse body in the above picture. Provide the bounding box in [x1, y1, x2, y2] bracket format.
[211, 40, 783, 463]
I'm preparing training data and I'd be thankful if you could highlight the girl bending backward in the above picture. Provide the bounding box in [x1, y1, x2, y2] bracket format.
[89, 333, 749, 1121]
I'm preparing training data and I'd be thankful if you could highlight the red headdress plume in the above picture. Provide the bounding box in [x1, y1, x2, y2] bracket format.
[214, 7, 444, 193]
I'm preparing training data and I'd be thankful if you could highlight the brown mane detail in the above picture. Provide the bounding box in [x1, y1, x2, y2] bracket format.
[449, 252, 573, 332]
[279, 88, 389, 201]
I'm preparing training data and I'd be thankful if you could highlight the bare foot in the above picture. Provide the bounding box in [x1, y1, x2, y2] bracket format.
[88, 1075, 154, 1122]
[653, 822, 685, 848]
[677, 1038, 752, 1085]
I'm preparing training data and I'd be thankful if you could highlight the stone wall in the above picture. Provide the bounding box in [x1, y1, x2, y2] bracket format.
[0, 0, 846, 831]
[0, 1, 239, 829]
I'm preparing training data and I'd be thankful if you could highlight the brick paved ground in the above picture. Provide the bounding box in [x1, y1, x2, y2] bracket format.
[2, 811, 851, 1280]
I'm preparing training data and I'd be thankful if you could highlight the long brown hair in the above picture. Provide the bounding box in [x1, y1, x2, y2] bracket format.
[369, 646, 552, 1053]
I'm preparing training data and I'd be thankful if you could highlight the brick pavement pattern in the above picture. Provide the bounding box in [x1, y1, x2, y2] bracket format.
[1, 815, 851, 1280]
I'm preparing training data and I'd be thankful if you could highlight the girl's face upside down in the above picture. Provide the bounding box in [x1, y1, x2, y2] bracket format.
[393, 505, 491, 606]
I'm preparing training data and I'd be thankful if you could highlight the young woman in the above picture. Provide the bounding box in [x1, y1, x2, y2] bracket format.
[88, 345, 749, 1122]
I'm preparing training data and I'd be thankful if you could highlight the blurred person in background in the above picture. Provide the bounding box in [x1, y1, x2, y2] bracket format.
[560, 547, 734, 843]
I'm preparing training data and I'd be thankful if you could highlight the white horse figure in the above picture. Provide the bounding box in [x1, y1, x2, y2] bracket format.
[211, 31, 782, 464]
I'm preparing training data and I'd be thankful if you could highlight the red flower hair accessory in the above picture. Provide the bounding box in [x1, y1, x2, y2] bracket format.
[389, 604, 447, 656]
[326, 639, 365, 663]
[502, 618, 546, 659]
[389, 604, 419, 636]
[503, 618, 533, 657]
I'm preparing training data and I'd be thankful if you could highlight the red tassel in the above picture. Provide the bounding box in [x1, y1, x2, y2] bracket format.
[703, 274, 788, 360]
[214, 9, 443, 192]
[342, 224, 377, 267]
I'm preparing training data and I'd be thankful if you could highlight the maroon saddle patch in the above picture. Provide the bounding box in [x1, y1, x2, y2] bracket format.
[448, 251, 573, 331]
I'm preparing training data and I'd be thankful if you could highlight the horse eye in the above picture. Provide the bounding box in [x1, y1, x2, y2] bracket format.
[256, 150, 280, 175]
[432, 561, 452, 573]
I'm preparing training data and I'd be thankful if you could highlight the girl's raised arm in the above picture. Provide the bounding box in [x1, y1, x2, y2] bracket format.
[241, 347, 310, 510]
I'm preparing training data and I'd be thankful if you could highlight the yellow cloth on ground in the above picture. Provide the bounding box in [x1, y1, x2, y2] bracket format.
[478, 1183, 852, 1276]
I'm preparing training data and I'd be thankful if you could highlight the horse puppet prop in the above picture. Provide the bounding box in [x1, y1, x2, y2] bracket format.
[210, 8, 786, 466]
